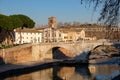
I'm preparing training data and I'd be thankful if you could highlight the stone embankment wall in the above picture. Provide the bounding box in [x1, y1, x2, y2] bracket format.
[0, 44, 33, 64]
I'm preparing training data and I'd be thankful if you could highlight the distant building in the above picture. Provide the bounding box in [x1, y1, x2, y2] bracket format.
[14, 29, 42, 44]
[62, 31, 77, 42]
[62, 29, 86, 42]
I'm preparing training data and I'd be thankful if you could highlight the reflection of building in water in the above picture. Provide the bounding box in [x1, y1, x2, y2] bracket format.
[88, 65, 96, 80]
[89, 65, 96, 74]
[57, 67, 75, 80]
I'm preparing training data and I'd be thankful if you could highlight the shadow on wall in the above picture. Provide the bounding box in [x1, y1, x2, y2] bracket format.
[52, 47, 72, 60]
[0, 57, 5, 65]
[52, 46, 91, 61]
[112, 43, 120, 51]
[75, 51, 91, 61]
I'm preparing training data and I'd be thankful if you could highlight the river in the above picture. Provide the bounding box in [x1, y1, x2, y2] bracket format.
[2, 64, 120, 80]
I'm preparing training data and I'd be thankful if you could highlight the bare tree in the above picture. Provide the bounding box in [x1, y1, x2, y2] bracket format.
[57, 22, 64, 28]
[72, 21, 81, 27]
[80, 0, 120, 27]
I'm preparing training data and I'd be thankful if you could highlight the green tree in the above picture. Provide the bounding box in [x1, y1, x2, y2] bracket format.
[9, 15, 23, 29]
[11, 14, 35, 28]
[0, 14, 35, 45]
[0, 14, 13, 30]
[80, 0, 120, 26]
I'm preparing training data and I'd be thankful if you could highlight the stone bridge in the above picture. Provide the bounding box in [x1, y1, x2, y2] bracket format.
[32, 41, 113, 61]
[0, 41, 113, 64]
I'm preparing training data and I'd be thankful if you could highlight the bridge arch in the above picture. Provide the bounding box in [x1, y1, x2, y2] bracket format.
[45, 46, 74, 60]
[88, 45, 106, 59]
[92, 45, 104, 50]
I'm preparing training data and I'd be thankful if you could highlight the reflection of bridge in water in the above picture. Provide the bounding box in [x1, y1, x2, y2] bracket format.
[3, 63, 120, 80]
[32, 41, 113, 61]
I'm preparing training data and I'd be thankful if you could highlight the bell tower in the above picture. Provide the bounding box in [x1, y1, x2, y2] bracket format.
[48, 17, 56, 28]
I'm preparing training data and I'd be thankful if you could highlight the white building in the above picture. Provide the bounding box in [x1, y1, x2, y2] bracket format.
[42, 27, 64, 42]
[14, 29, 42, 44]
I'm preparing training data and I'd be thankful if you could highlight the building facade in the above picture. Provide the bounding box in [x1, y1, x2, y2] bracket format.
[42, 27, 64, 42]
[42, 17, 88, 42]
[14, 29, 42, 44]
[42, 17, 64, 42]
[62, 29, 86, 42]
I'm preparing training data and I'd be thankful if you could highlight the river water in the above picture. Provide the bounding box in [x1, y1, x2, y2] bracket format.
[3, 64, 120, 80]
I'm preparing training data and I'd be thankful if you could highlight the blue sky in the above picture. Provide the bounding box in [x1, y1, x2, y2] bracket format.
[0, 0, 100, 27]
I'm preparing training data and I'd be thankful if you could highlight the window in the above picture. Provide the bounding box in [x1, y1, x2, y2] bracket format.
[70, 36, 72, 39]
[64, 36, 68, 39]
[50, 20, 53, 23]
[59, 33, 61, 37]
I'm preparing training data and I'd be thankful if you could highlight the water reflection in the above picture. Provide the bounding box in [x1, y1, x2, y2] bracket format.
[53, 66, 75, 80]
[5, 68, 53, 80]
[89, 65, 120, 80]
[4, 64, 120, 80]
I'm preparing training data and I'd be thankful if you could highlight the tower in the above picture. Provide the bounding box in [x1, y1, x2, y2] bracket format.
[48, 17, 56, 28]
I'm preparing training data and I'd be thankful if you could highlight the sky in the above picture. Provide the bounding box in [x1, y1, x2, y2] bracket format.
[0, 0, 100, 27]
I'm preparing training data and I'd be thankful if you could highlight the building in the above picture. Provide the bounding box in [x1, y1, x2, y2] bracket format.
[42, 27, 64, 42]
[62, 29, 86, 42]
[42, 17, 63, 42]
[62, 31, 77, 42]
[42, 17, 89, 42]
[14, 29, 42, 44]
[48, 17, 56, 28]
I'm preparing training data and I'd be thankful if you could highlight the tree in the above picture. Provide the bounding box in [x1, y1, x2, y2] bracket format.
[11, 14, 35, 28]
[72, 21, 80, 27]
[0, 14, 14, 45]
[80, 0, 120, 26]
[9, 15, 23, 29]
[0, 14, 35, 45]
[0, 14, 13, 30]
[57, 22, 64, 28]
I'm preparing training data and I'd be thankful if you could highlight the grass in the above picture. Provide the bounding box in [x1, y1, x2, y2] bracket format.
[0, 44, 20, 49]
